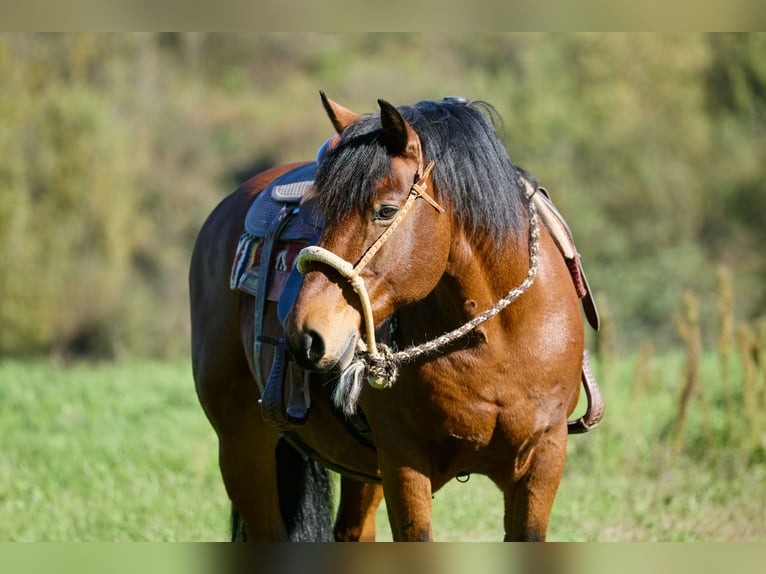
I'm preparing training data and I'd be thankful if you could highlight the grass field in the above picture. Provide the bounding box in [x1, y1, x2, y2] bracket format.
[0, 353, 764, 542]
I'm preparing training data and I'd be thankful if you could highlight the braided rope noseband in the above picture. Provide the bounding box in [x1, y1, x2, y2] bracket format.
[295, 161, 540, 405]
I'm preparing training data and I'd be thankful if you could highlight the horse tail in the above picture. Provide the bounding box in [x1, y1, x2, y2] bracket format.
[276, 437, 335, 541]
[227, 438, 334, 541]
[230, 506, 247, 542]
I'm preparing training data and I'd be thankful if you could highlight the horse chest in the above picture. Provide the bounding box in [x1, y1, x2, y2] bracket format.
[438, 399, 497, 447]
[397, 372, 503, 448]
[390, 360, 541, 452]
[385, 386, 530, 482]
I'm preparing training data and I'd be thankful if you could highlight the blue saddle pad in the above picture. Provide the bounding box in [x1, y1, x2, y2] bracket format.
[244, 163, 321, 240]
[236, 162, 324, 327]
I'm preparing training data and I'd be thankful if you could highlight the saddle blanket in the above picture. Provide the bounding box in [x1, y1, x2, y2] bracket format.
[231, 238, 306, 302]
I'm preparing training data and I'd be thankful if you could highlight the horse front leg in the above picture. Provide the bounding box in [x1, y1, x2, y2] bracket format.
[379, 457, 434, 541]
[497, 422, 569, 542]
[333, 477, 384, 541]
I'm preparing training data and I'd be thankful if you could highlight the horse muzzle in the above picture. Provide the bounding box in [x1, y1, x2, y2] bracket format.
[285, 323, 358, 373]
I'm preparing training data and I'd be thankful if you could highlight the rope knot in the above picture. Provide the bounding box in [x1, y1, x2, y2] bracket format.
[333, 345, 400, 416]
[361, 345, 400, 389]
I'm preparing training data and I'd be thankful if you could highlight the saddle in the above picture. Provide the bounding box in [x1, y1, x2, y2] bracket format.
[520, 176, 600, 331]
[230, 162, 322, 428]
[231, 163, 602, 433]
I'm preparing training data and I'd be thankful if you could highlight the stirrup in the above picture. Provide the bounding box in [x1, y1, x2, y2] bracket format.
[567, 350, 605, 434]
[259, 337, 309, 429]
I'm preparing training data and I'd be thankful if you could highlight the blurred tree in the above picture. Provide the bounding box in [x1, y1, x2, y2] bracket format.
[0, 35, 144, 356]
[702, 33, 766, 313]
[0, 33, 763, 358]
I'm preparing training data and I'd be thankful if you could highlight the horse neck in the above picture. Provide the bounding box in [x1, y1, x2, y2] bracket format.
[404, 225, 530, 337]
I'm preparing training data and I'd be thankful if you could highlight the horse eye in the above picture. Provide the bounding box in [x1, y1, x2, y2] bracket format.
[374, 205, 399, 221]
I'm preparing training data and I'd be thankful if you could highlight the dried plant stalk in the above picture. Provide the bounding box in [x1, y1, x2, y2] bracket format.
[716, 266, 734, 413]
[737, 323, 759, 444]
[673, 292, 704, 456]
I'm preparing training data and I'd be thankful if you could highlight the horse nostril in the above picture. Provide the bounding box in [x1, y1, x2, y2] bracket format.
[300, 329, 325, 364]
[287, 325, 357, 372]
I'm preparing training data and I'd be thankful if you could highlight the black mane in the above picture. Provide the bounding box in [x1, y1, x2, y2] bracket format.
[315, 99, 528, 246]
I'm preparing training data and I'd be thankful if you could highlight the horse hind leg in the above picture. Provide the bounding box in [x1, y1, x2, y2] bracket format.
[230, 449, 380, 543]
[194, 341, 293, 539]
[215, 398, 288, 541]
[334, 477, 384, 542]
[212, 387, 335, 541]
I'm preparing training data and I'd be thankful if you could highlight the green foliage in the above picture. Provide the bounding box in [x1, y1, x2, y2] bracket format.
[0, 33, 764, 358]
[0, 41, 140, 356]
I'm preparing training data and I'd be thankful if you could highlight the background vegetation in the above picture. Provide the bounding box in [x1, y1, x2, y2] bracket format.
[0, 33, 764, 541]
[0, 33, 764, 358]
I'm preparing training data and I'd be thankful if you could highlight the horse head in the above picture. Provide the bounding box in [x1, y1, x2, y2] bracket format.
[285, 94, 452, 373]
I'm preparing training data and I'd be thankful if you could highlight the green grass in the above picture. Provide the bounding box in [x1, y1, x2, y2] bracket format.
[0, 354, 764, 541]
[0, 360, 228, 541]
[375, 353, 766, 541]
[545, 353, 766, 542]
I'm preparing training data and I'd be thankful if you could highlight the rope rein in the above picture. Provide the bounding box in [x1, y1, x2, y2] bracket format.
[295, 162, 541, 400]
[359, 195, 540, 388]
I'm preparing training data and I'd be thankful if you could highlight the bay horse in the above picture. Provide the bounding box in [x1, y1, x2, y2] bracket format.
[190, 93, 601, 541]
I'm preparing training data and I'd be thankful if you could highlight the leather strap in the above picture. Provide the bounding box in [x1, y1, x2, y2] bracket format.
[253, 206, 298, 393]
[567, 350, 605, 434]
[260, 338, 289, 427]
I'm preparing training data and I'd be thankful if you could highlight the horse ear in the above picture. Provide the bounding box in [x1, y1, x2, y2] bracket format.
[378, 99, 420, 160]
[320, 91, 360, 134]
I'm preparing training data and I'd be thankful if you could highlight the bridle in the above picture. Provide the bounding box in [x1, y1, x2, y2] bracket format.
[295, 161, 441, 360]
[295, 160, 540, 393]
